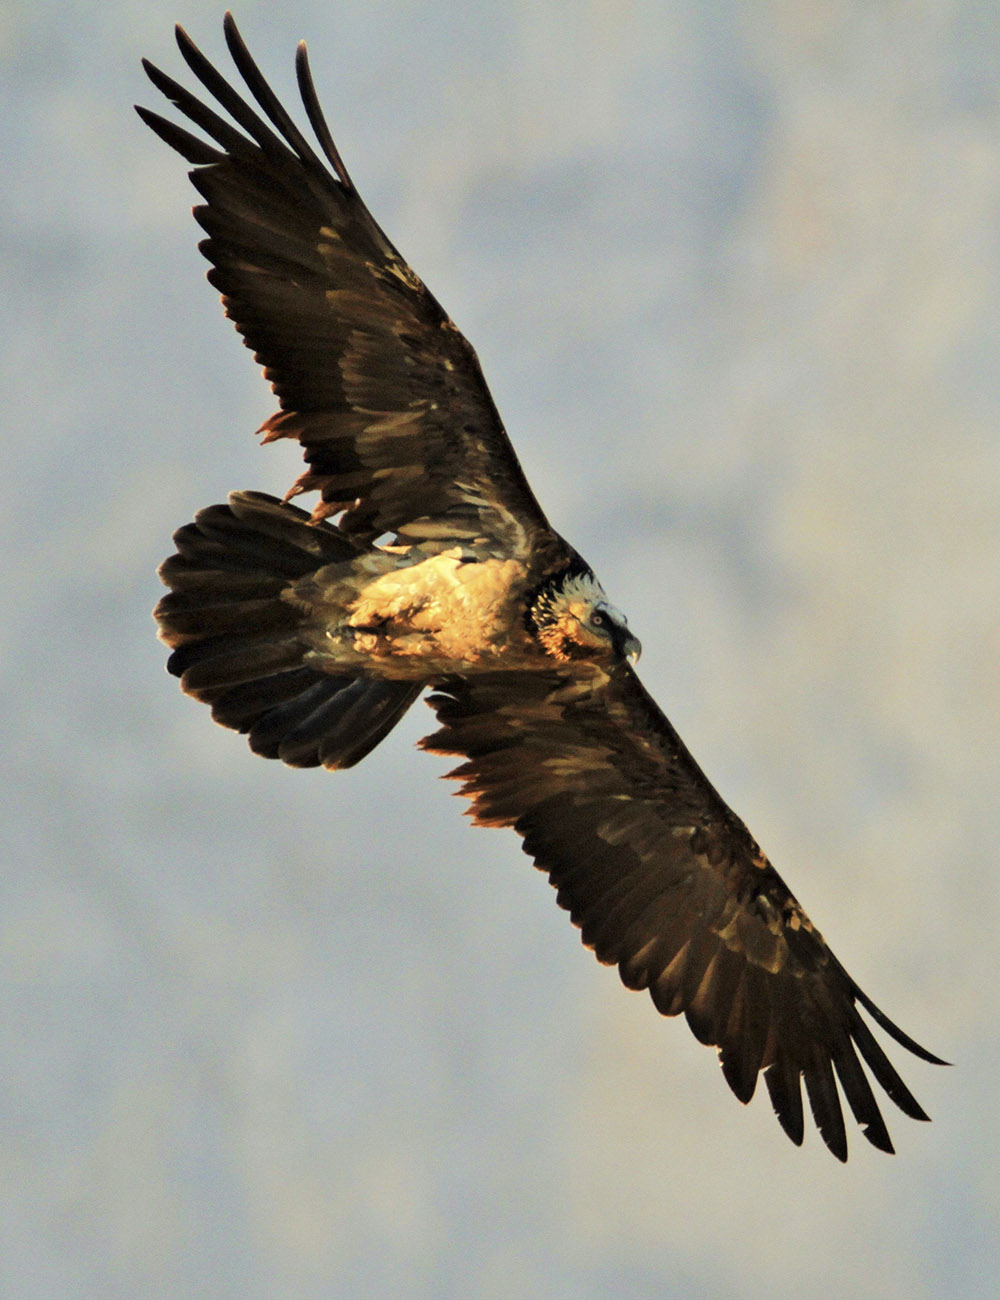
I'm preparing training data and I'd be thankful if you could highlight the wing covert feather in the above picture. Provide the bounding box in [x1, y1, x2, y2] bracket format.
[423, 666, 943, 1159]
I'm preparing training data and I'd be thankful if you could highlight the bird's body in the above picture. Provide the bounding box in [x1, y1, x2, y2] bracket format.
[140, 13, 944, 1160]
[298, 542, 536, 676]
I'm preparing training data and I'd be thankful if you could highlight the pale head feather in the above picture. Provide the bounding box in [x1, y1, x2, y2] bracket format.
[530, 569, 639, 663]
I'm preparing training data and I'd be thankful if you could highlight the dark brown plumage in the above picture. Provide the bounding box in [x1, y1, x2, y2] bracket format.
[141, 13, 944, 1161]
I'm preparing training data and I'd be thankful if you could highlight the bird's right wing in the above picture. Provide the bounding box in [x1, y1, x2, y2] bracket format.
[137, 14, 551, 554]
[423, 664, 946, 1160]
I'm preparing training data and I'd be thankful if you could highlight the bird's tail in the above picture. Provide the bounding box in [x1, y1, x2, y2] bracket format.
[154, 491, 422, 769]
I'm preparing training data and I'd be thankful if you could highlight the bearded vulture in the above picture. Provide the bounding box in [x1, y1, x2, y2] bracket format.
[138, 13, 944, 1161]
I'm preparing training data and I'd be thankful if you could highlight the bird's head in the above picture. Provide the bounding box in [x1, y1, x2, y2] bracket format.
[528, 564, 641, 665]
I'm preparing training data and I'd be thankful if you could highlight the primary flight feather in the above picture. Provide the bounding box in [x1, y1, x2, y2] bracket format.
[140, 12, 944, 1160]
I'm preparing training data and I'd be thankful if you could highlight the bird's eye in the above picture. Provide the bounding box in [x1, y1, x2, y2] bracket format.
[590, 611, 607, 627]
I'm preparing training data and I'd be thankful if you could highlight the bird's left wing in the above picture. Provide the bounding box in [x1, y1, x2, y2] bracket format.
[137, 15, 550, 554]
[423, 666, 944, 1160]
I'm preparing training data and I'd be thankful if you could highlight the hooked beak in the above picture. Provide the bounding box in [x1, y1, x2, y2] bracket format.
[614, 628, 641, 665]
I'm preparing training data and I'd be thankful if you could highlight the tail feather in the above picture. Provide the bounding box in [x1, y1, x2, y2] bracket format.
[170, 494, 352, 575]
[200, 664, 323, 725]
[246, 675, 423, 767]
[155, 491, 420, 769]
[167, 634, 306, 696]
[157, 593, 298, 641]
[156, 560, 286, 597]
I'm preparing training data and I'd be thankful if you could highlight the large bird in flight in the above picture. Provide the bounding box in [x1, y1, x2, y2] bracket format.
[139, 13, 944, 1160]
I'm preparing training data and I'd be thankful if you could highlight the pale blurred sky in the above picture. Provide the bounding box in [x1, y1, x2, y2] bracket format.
[3, 2, 998, 1297]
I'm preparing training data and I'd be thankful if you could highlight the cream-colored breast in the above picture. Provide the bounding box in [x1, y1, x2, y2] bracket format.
[298, 546, 532, 676]
[353, 549, 526, 658]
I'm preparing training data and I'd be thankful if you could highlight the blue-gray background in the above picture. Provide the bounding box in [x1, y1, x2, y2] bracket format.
[4, 2, 997, 1296]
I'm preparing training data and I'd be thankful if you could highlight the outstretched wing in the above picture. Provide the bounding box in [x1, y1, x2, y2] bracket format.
[423, 666, 944, 1160]
[137, 14, 550, 552]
